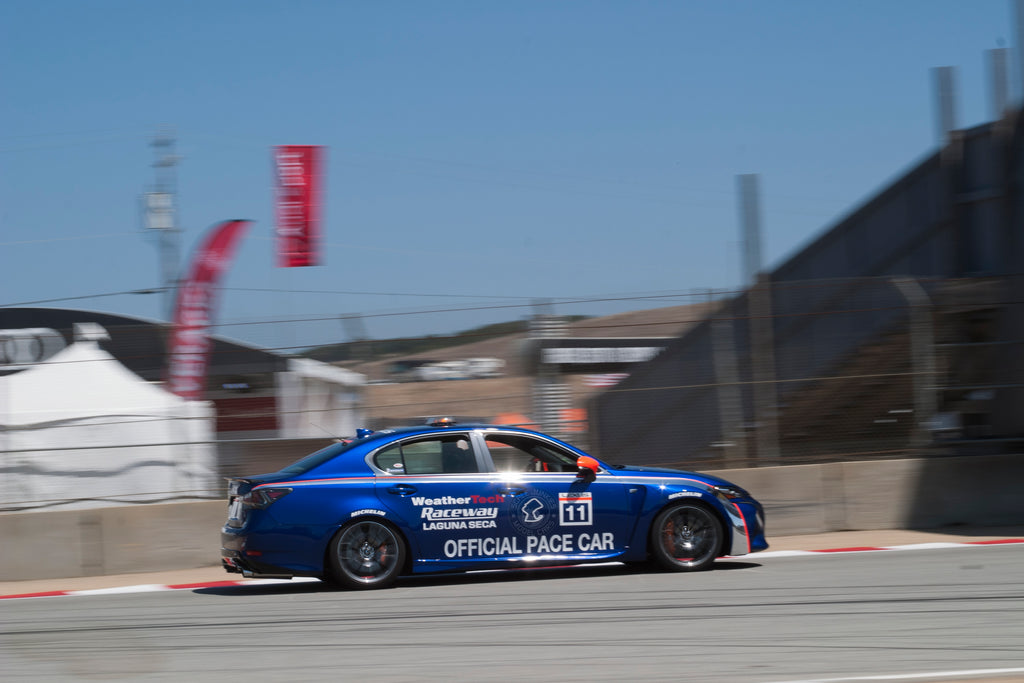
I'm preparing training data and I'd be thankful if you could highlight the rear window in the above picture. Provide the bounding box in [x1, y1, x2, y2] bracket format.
[280, 440, 361, 475]
[372, 435, 479, 475]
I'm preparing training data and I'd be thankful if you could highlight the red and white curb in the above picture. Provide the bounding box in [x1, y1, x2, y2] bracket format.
[0, 576, 323, 601]
[2, 538, 1022, 601]
[754, 537, 1024, 558]
[761, 666, 1024, 682]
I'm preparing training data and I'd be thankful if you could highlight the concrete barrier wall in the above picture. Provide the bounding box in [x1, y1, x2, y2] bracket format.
[3, 454, 1023, 581]
[711, 453, 1024, 536]
[1, 501, 225, 581]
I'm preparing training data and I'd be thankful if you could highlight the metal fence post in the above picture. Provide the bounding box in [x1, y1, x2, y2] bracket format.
[892, 277, 937, 448]
[710, 292, 746, 466]
[749, 274, 780, 462]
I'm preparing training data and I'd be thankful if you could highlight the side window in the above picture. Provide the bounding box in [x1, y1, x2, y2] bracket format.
[373, 443, 405, 474]
[484, 434, 579, 473]
[372, 435, 479, 475]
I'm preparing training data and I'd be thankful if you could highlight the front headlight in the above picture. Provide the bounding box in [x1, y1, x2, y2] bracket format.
[712, 485, 749, 500]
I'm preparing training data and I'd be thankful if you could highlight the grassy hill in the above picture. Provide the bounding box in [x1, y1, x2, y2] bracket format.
[301, 318, 585, 364]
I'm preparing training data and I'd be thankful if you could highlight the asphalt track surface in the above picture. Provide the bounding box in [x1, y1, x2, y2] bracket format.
[3, 543, 1024, 682]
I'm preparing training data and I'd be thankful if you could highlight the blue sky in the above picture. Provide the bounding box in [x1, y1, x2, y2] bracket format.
[0, 1, 1014, 350]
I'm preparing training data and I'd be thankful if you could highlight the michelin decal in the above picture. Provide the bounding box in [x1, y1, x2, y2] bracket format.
[350, 508, 387, 517]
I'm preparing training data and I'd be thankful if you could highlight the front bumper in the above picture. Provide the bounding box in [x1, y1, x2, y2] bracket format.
[721, 499, 768, 556]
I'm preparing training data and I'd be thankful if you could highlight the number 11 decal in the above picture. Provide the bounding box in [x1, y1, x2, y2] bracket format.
[559, 492, 593, 526]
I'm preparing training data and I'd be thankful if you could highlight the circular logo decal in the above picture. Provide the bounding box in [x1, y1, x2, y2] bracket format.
[509, 488, 558, 536]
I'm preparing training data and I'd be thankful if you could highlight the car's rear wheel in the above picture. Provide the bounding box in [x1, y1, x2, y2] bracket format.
[649, 503, 723, 572]
[326, 519, 406, 589]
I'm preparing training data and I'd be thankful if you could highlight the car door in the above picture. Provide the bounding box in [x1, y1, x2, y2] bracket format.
[479, 431, 634, 558]
[371, 432, 519, 563]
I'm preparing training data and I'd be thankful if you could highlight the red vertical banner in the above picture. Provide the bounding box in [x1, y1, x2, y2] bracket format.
[274, 145, 324, 267]
[167, 219, 251, 400]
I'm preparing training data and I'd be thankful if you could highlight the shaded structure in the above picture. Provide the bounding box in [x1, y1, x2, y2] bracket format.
[592, 111, 1024, 469]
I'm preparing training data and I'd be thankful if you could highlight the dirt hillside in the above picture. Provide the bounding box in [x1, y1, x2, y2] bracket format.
[353, 302, 714, 424]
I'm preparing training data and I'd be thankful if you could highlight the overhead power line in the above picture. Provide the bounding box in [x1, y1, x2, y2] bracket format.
[0, 232, 138, 247]
[1, 287, 707, 313]
[217, 287, 526, 300]
[1, 290, 162, 307]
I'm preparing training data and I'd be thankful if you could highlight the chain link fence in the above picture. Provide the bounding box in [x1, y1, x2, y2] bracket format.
[3, 275, 1020, 511]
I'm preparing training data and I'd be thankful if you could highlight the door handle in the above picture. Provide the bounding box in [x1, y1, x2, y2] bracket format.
[387, 484, 417, 496]
[498, 487, 526, 497]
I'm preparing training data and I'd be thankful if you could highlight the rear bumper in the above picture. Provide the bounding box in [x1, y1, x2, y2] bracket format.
[220, 550, 294, 579]
[221, 527, 298, 579]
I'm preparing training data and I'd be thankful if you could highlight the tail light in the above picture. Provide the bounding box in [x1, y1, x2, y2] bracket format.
[226, 485, 292, 529]
[242, 487, 292, 509]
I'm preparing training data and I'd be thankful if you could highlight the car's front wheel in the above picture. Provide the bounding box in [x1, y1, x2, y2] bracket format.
[326, 519, 406, 589]
[649, 503, 723, 572]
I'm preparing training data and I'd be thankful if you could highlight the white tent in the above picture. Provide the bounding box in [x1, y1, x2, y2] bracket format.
[0, 337, 217, 512]
[277, 358, 365, 439]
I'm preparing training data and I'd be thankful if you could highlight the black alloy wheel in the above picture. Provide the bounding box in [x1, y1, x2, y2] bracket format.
[327, 519, 406, 589]
[649, 503, 723, 572]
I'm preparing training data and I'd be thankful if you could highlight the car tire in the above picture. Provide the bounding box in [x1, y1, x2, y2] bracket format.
[326, 519, 406, 589]
[649, 503, 723, 572]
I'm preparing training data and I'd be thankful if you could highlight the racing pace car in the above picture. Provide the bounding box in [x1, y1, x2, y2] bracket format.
[221, 419, 767, 589]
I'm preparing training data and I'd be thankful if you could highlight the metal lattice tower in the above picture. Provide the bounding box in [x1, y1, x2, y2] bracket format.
[530, 302, 572, 439]
[143, 128, 182, 320]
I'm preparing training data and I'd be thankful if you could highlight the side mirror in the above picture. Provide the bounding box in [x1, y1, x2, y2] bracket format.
[576, 456, 599, 482]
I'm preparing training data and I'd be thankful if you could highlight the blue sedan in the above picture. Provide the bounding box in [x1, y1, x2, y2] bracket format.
[221, 418, 768, 589]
